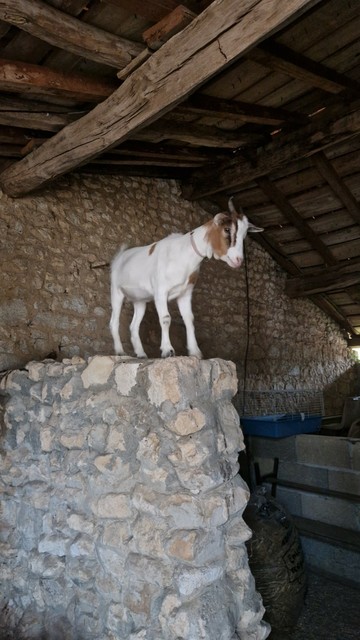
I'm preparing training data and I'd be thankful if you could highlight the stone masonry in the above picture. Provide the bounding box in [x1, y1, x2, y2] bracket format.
[0, 356, 270, 640]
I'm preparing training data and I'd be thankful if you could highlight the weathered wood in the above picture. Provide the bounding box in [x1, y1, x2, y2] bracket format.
[117, 49, 152, 81]
[143, 5, 196, 50]
[134, 120, 266, 147]
[179, 94, 308, 125]
[256, 176, 337, 266]
[249, 42, 360, 95]
[0, 58, 117, 102]
[286, 262, 360, 297]
[312, 151, 360, 225]
[0, 0, 323, 196]
[185, 102, 360, 198]
[0, 0, 144, 69]
[312, 295, 358, 337]
[101, 0, 198, 22]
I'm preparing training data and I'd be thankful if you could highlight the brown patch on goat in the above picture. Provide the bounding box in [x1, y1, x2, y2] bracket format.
[188, 271, 199, 286]
[148, 243, 157, 255]
[204, 219, 232, 257]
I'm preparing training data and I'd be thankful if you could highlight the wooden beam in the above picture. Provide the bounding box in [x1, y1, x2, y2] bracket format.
[0, 0, 323, 197]
[0, 95, 85, 131]
[0, 0, 144, 69]
[179, 94, 308, 125]
[143, 5, 196, 50]
[133, 120, 266, 147]
[256, 176, 337, 267]
[0, 59, 117, 102]
[100, 0, 199, 22]
[286, 262, 360, 297]
[249, 42, 360, 96]
[309, 295, 357, 337]
[312, 151, 360, 225]
[185, 102, 360, 199]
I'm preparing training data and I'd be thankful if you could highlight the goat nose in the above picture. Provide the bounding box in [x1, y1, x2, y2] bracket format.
[235, 257, 243, 267]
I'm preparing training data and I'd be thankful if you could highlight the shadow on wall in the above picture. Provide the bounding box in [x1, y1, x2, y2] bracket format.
[323, 362, 360, 416]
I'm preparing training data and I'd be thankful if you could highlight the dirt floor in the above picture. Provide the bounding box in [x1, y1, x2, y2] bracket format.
[269, 569, 360, 640]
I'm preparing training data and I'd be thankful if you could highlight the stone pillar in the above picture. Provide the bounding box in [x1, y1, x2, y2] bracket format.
[0, 356, 270, 640]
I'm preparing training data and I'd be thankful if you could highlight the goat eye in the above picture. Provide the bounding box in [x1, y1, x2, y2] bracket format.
[224, 227, 230, 234]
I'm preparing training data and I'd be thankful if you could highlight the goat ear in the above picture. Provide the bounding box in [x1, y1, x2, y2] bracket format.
[248, 222, 264, 233]
[214, 213, 231, 226]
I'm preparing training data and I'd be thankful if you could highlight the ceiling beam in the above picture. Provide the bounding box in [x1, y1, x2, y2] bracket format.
[286, 261, 360, 297]
[249, 41, 360, 96]
[100, 0, 200, 22]
[0, 0, 322, 197]
[256, 176, 337, 267]
[179, 94, 308, 125]
[311, 151, 360, 225]
[0, 58, 117, 102]
[0, 0, 144, 69]
[133, 120, 266, 147]
[184, 101, 360, 199]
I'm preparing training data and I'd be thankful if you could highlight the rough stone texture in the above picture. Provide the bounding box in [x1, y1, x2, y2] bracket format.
[0, 174, 358, 415]
[0, 356, 270, 640]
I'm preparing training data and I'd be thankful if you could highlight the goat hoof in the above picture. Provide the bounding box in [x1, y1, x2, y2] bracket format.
[162, 349, 175, 358]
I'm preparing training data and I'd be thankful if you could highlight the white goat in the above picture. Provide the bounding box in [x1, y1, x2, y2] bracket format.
[110, 198, 262, 358]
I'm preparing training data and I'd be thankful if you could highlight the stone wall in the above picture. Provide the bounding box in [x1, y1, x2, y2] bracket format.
[0, 356, 270, 640]
[0, 173, 358, 414]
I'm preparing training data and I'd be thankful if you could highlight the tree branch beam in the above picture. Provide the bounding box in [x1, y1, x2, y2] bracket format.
[0, 0, 144, 69]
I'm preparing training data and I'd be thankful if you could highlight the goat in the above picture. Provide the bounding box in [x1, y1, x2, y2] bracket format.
[110, 198, 263, 359]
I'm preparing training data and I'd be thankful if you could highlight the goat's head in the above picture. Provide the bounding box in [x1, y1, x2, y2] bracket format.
[205, 197, 263, 268]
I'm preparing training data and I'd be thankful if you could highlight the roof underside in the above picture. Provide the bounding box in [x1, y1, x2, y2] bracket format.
[0, 0, 359, 343]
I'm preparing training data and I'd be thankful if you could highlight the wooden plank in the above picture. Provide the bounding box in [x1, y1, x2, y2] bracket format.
[185, 102, 360, 199]
[100, 0, 199, 22]
[0, 58, 117, 101]
[133, 120, 266, 147]
[0, 0, 323, 197]
[286, 263, 360, 297]
[248, 41, 360, 95]
[179, 94, 308, 125]
[143, 5, 196, 50]
[256, 176, 337, 266]
[0, 0, 144, 69]
[312, 151, 360, 225]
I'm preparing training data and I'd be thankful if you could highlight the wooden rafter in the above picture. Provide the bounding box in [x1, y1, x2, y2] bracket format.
[249, 226, 356, 335]
[0, 58, 117, 102]
[256, 176, 337, 266]
[100, 0, 201, 22]
[249, 41, 360, 96]
[0, 0, 144, 68]
[0, 0, 323, 197]
[133, 120, 266, 147]
[179, 94, 308, 125]
[184, 101, 360, 199]
[286, 260, 360, 297]
[312, 151, 360, 225]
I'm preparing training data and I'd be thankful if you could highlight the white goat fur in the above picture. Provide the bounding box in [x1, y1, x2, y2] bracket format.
[110, 202, 262, 359]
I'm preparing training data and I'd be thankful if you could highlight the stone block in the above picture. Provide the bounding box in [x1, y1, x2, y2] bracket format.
[81, 356, 115, 388]
[295, 435, 351, 469]
[300, 493, 359, 530]
[301, 537, 360, 585]
[248, 435, 297, 461]
[278, 461, 329, 488]
[328, 469, 360, 495]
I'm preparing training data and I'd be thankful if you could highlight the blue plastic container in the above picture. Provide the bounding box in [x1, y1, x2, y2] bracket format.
[240, 413, 322, 438]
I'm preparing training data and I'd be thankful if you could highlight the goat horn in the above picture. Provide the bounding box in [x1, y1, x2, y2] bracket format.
[228, 196, 244, 219]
